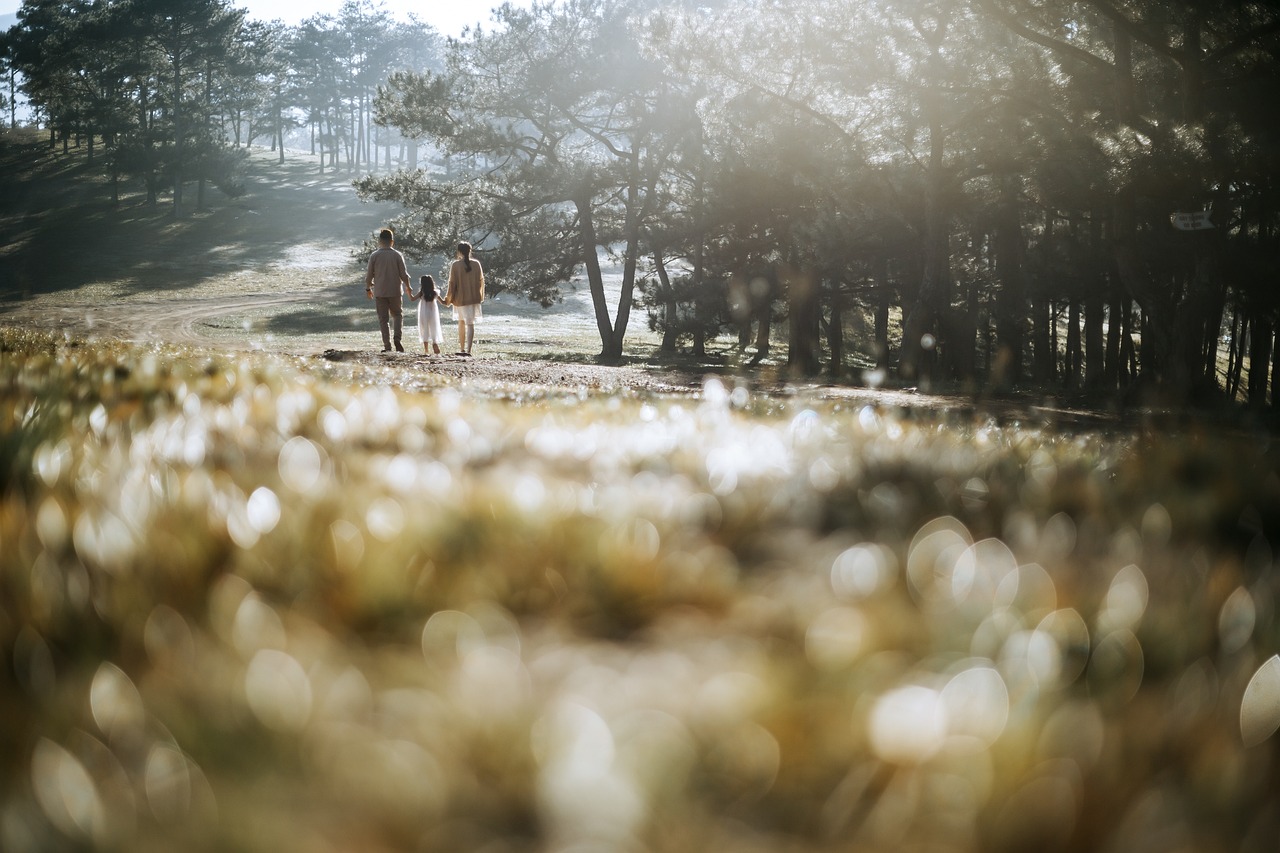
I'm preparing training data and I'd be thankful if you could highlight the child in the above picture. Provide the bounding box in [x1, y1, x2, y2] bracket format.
[409, 274, 446, 355]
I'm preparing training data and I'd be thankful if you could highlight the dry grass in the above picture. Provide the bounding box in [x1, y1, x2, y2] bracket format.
[3, 327, 1280, 852]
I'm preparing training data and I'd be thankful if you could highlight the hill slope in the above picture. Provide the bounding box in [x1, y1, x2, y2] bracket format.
[0, 133, 675, 367]
[0, 134, 400, 347]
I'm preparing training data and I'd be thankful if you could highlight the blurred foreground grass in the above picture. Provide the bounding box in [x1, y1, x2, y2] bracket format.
[3, 327, 1280, 852]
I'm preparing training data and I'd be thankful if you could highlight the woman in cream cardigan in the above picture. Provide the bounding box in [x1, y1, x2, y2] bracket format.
[444, 241, 485, 356]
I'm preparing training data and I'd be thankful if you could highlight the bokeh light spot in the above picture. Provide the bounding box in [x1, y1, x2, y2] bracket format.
[869, 685, 947, 764]
[941, 666, 1009, 751]
[89, 663, 145, 741]
[805, 607, 868, 670]
[244, 649, 313, 732]
[278, 436, 327, 493]
[1241, 654, 1280, 747]
[32, 739, 104, 842]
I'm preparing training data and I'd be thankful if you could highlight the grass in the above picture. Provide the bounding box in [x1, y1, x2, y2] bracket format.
[3, 327, 1280, 852]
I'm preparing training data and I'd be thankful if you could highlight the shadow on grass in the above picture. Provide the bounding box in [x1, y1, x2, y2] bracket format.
[0, 131, 396, 303]
[260, 295, 369, 335]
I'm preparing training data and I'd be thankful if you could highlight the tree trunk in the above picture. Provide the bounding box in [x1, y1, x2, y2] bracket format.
[1120, 301, 1137, 384]
[172, 50, 184, 218]
[1084, 214, 1106, 390]
[752, 301, 770, 362]
[1032, 214, 1055, 383]
[1105, 287, 1123, 389]
[198, 59, 213, 212]
[828, 291, 844, 378]
[1032, 299, 1051, 383]
[899, 85, 949, 384]
[1085, 291, 1105, 390]
[1272, 325, 1280, 408]
[875, 256, 891, 368]
[1248, 315, 1272, 407]
[575, 197, 622, 360]
[609, 166, 642, 361]
[787, 268, 822, 376]
[994, 174, 1025, 388]
[654, 252, 678, 353]
[1226, 307, 1243, 399]
[1066, 299, 1081, 390]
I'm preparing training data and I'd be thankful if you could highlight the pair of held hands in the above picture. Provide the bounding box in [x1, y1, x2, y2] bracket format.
[366, 286, 445, 303]
[365, 286, 416, 300]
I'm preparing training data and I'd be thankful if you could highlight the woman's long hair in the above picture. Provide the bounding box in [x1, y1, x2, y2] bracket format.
[458, 242, 473, 272]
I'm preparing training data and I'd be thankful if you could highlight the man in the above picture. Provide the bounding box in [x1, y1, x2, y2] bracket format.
[364, 227, 412, 352]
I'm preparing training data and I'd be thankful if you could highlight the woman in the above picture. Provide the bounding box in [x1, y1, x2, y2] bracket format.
[444, 241, 485, 357]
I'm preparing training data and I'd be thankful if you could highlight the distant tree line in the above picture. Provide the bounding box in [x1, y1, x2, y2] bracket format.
[1, 0, 441, 216]
[356, 0, 1280, 404]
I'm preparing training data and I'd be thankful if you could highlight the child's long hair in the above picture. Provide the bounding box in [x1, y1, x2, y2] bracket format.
[420, 274, 436, 300]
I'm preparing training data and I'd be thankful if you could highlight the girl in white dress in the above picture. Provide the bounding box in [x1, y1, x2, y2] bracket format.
[410, 274, 446, 355]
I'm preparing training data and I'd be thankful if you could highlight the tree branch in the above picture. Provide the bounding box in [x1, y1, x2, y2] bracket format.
[1083, 0, 1184, 65]
[975, 0, 1114, 74]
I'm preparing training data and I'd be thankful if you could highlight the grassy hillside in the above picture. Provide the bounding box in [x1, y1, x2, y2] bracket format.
[0, 130, 673, 363]
[1, 130, 369, 294]
[3, 327, 1280, 851]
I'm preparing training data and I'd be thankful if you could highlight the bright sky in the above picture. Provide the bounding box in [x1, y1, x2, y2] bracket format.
[0, 1, 524, 38]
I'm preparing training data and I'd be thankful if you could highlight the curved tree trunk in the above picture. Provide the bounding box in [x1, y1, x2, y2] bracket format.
[576, 197, 616, 358]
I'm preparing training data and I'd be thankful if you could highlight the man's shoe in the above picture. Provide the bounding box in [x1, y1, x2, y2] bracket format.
[395, 343, 405, 352]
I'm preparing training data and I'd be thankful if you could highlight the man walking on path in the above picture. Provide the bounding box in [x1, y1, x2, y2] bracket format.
[365, 227, 412, 352]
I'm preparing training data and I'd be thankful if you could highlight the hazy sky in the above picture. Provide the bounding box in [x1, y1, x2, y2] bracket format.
[0, 1, 528, 38]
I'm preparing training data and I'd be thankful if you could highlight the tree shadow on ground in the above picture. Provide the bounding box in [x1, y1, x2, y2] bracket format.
[259, 290, 369, 335]
[0, 131, 399, 302]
